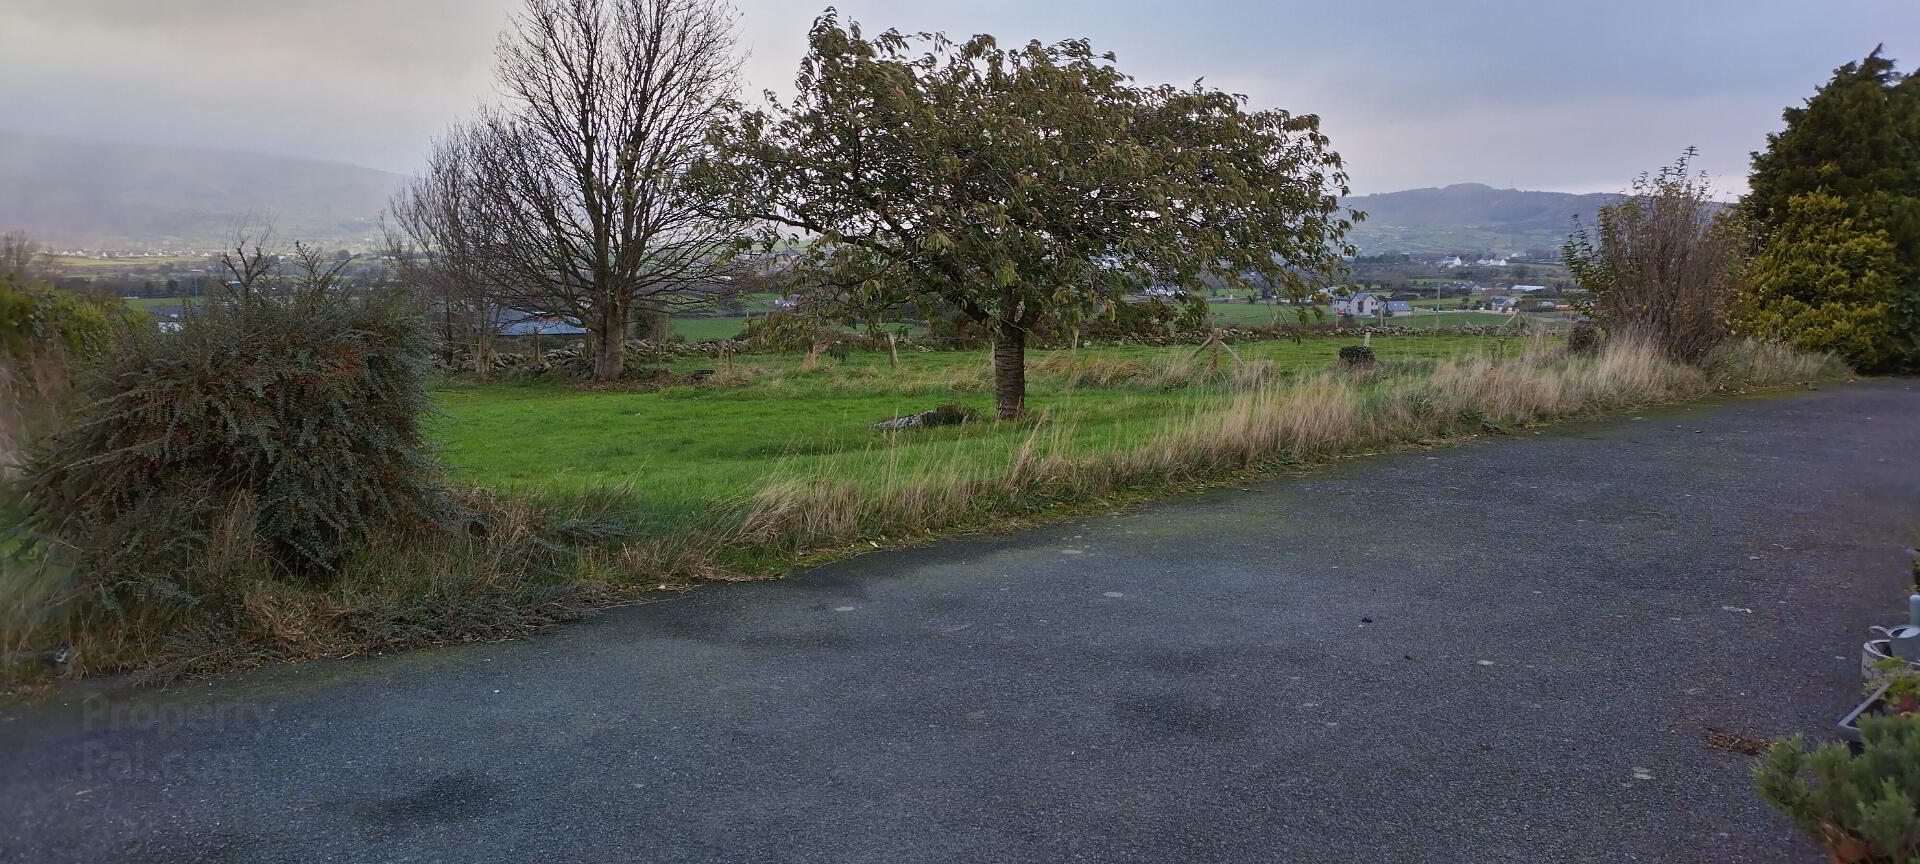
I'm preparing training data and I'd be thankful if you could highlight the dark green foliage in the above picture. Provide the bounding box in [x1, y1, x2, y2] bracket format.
[1742, 49, 1920, 371]
[0, 276, 115, 362]
[1338, 345, 1377, 368]
[1065, 297, 1208, 343]
[20, 291, 459, 581]
[1567, 322, 1602, 356]
[1754, 712, 1920, 863]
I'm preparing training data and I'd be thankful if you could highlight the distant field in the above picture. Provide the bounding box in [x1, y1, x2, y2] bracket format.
[1203, 300, 1553, 330]
[124, 296, 200, 310]
[672, 316, 749, 341]
[434, 333, 1551, 532]
[45, 255, 205, 272]
[113, 295, 1553, 337]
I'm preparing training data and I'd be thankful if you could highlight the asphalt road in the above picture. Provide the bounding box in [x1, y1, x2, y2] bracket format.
[5, 380, 1919, 864]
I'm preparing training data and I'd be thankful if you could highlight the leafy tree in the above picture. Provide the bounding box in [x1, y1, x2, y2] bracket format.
[1742, 48, 1920, 371]
[702, 14, 1357, 418]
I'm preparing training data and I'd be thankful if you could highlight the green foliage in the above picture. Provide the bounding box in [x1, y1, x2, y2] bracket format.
[1742, 49, 1920, 371]
[702, 12, 1357, 416]
[0, 275, 116, 362]
[1066, 297, 1206, 342]
[1754, 713, 1920, 863]
[1736, 191, 1899, 367]
[17, 291, 459, 585]
[740, 311, 834, 353]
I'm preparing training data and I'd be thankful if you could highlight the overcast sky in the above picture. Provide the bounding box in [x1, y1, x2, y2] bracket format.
[3, 0, 1913, 195]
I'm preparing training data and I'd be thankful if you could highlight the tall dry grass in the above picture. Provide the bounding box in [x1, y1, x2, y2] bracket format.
[0, 346, 76, 479]
[728, 337, 1845, 555]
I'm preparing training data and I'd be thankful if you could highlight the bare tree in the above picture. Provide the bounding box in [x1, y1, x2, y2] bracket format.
[0, 232, 49, 286]
[214, 219, 282, 305]
[1564, 149, 1740, 362]
[399, 0, 751, 380]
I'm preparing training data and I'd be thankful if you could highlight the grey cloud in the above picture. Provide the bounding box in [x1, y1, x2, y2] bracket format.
[2, 0, 1915, 193]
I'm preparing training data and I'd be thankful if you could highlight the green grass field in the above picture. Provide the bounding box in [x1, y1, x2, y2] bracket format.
[124, 296, 200, 310]
[434, 333, 1545, 532]
[46, 255, 206, 272]
[671, 316, 750, 340]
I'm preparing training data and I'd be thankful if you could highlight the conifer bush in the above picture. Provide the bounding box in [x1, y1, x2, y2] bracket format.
[16, 290, 460, 604]
[1754, 713, 1920, 863]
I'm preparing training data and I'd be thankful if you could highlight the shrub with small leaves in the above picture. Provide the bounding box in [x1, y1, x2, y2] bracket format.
[1338, 345, 1377, 369]
[18, 291, 460, 587]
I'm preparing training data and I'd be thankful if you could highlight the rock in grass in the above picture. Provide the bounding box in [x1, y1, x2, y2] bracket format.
[872, 404, 979, 431]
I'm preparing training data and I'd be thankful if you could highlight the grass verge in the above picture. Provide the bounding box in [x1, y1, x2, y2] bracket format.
[1, 335, 1847, 687]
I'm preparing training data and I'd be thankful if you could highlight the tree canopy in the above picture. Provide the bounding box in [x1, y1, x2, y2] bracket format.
[1740, 48, 1920, 371]
[701, 13, 1358, 417]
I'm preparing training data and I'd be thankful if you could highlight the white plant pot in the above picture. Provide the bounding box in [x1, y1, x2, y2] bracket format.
[1862, 639, 1920, 681]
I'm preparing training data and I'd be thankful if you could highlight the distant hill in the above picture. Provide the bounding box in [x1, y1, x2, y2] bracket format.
[0, 132, 405, 250]
[1343, 183, 1621, 255]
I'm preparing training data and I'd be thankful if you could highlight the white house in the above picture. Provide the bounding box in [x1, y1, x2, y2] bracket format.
[1332, 292, 1411, 318]
[1509, 284, 1549, 293]
[1487, 296, 1520, 313]
[1437, 256, 1465, 268]
[1332, 292, 1380, 317]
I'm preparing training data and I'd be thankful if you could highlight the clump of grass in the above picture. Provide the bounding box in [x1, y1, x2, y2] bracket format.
[4, 489, 614, 681]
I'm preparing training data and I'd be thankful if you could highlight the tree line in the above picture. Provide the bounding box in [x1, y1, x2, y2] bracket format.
[1563, 48, 1919, 372]
[389, 0, 1358, 418]
[397, 0, 1915, 415]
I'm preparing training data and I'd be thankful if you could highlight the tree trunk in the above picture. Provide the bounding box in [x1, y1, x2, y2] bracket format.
[991, 316, 1027, 420]
[592, 301, 629, 381]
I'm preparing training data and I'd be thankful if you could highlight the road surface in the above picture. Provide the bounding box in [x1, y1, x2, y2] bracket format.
[5, 380, 1919, 863]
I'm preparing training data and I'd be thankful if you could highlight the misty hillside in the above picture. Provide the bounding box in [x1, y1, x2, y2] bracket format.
[1343, 183, 1621, 254]
[0, 132, 405, 250]
[0, 132, 1621, 256]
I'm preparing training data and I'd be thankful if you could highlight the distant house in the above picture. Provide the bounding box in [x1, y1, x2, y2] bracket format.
[497, 309, 588, 336]
[1475, 256, 1509, 267]
[1487, 296, 1519, 313]
[1509, 284, 1549, 293]
[1332, 292, 1411, 318]
[1437, 256, 1465, 268]
[1331, 291, 1382, 317]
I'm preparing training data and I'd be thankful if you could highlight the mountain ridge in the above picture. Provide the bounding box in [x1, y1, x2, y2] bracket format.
[2, 133, 1626, 255]
[1341, 183, 1622, 254]
[0, 131, 406, 250]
